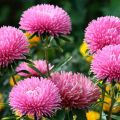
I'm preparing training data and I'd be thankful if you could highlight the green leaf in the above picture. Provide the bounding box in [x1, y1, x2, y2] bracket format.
[51, 56, 72, 72]
[59, 35, 72, 42]
[23, 54, 32, 59]
[111, 115, 120, 120]
[16, 70, 31, 75]
[102, 112, 107, 120]
[2, 116, 16, 120]
[28, 64, 47, 78]
[54, 37, 61, 46]
[19, 59, 33, 65]
[54, 37, 64, 52]
[28, 32, 38, 39]
[113, 101, 120, 107]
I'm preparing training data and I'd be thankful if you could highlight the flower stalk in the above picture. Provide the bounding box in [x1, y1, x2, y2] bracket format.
[44, 47, 50, 77]
[100, 80, 106, 120]
[107, 81, 116, 120]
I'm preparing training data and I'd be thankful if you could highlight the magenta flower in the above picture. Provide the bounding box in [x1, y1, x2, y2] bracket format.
[91, 45, 120, 82]
[85, 16, 120, 53]
[16, 60, 53, 77]
[9, 77, 61, 117]
[51, 72, 100, 108]
[19, 4, 71, 36]
[0, 26, 29, 67]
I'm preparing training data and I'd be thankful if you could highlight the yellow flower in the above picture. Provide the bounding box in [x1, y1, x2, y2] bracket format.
[15, 111, 46, 120]
[79, 42, 92, 62]
[15, 111, 33, 119]
[86, 111, 100, 120]
[0, 93, 4, 110]
[103, 83, 120, 113]
[9, 75, 20, 87]
[25, 32, 40, 48]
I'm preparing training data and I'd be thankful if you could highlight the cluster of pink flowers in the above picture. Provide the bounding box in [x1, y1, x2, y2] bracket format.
[85, 16, 120, 82]
[85, 16, 120, 53]
[0, 3, 108, 119]
[9, 72, 100, 117]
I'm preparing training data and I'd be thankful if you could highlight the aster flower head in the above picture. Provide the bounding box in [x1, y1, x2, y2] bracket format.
[91, 45, 120, 82]
[85, 16, 120, 53]
[9, 77, 61, 117]
[51, 72, 100, 108]
[19, 4, 71, 36]
[0, 26, 29, 67]
[16, 60, 53, 77]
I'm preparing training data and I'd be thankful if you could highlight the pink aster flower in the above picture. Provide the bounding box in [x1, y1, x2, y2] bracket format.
[19, 4, 71, 36]
[51, 72, 100, 108]
[91, 45, 120, 82]
[9, 77, 61, 118]
[16, 60, 53, 77]
[85, 16, 120, 53]
[0, 26, 29, 67]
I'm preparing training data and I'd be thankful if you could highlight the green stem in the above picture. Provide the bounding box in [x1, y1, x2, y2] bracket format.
[45, 48, 50, 77]
[100, 82, 106, 120]
[10, 65, 17, 85]
[41, 35, 51, 77]
[67, 110, 70, 120]
[107, 82, 115, 120]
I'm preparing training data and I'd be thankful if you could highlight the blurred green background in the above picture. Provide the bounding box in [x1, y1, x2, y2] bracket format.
[0, 0, 120, 74]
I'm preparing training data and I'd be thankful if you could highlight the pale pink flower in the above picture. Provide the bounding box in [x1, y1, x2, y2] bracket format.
[19, 4, 71, 36]
[0, 26, 29, 67]
[16, 60, 53, 77]
[51, 72, 100, 108]
[85, 16, 120, 53]
[91, 45, 120, 82]
[9, 77, 61, 117]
